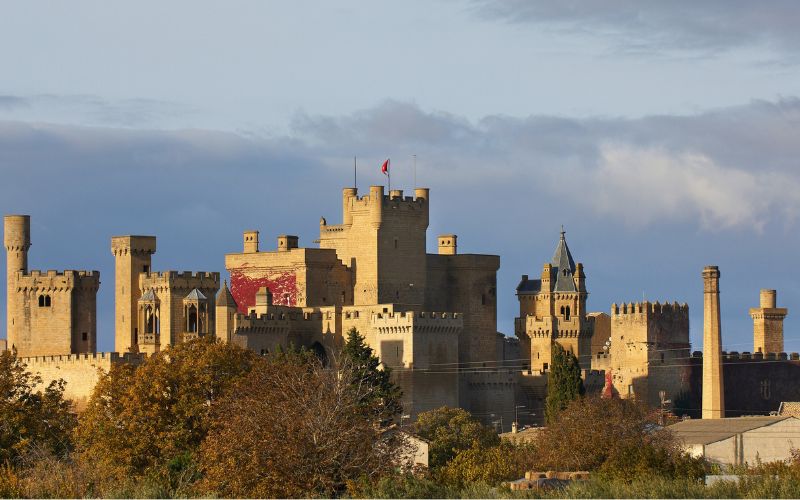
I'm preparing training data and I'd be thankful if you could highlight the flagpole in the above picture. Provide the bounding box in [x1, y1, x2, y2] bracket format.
[412, 154, 417, 189]
[354, 156, 357, 189]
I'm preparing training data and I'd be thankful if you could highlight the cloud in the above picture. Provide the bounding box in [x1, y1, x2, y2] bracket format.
[469, 0, 800, 57]
[291, 98, 800, 232]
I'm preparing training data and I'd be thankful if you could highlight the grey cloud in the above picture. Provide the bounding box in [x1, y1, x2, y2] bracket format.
[469, 0, 800, 57]
[0, 96, 29, 110]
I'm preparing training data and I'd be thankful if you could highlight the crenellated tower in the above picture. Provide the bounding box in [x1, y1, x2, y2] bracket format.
[515, 229, 592, 371]
[750, 289, 787, 354]
[111, 235, 156, 353]
[318, 186, 430, 305]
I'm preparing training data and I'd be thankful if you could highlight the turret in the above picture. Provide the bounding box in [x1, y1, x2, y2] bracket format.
[5, 215, 31, 352]
[369, 185, 384, 228]
[342, 187, 357, 226]
[541, 263, 553, 293]
[111, 235, 156, 354]
[215, 280, 237, 343]
[751, 289, 787, 354]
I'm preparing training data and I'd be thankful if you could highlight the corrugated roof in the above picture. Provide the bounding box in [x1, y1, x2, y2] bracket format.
[779, 402, 800, 417]
[668, 416, 793, 446]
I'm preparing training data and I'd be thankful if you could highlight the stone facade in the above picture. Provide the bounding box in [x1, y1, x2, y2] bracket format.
[750, 289, 787, 355]
[4, 215, 100, 357]
[221, 186, 504, 419]
[112, 235, 219, 354]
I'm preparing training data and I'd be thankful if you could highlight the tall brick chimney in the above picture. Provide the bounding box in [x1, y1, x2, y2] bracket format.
[702, 266, 725, 419]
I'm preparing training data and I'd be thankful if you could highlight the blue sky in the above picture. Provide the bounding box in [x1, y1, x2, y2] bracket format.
[2, 1, 800, 354]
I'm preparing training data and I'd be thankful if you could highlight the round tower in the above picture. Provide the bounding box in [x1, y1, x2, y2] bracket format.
[5, 215, 30, 352]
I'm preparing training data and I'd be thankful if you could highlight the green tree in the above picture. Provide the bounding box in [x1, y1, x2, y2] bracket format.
[340, 328, 403, 422]
[413, 407, 499, 469]
[75, 337, 259, 492]
[0, 349, 76, 464]
[438, 441, 537, 488]
[545, 342, 585, 424]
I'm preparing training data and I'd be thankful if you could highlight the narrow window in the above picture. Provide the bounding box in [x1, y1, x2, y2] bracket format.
[394, 238, 398, 249]
[481, 294, 486, 305]
[143, 265, 149, 273]
[38, 295, 45, 307]
[660, 353, 665, 363]
[565, 306, 571, 321]
[46, 295, 51, 307]
[82, 332, 88, 341]
[543, 363, 549, 370]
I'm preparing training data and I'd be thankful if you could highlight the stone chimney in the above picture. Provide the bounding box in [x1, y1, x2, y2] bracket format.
[702, 266, 724, 419]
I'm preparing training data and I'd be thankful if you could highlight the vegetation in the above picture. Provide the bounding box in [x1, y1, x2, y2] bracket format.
[3, 335, 799, 499]
[199, 353, 403, 498]
[412, 406, 500, 469]
[340, 327, 403, 423]
[544, 342, 585, 424]
[0, 349, 76, 464]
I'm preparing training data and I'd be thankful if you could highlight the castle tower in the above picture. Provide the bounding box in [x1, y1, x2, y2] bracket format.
[750, 289, 787, 354]
[215, 280, 237, 343]
[111, 236, 156, 353]
[702, 266, 725, 419]
[4, 215, 30, 352]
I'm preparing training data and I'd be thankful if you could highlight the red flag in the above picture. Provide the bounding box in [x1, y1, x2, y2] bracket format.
[381, 158, 390, 175]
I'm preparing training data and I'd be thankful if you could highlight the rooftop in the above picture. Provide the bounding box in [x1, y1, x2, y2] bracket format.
[668, 416, 794, 445]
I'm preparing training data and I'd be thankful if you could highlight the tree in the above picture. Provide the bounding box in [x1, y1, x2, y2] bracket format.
[438, 441, 537, 488]
[340, 327, 403, 422]
[75, 337, 259, 491]
[545, 342, 585, 424]
[534, 396, 706, 480]
[0, 349, 76, 464]
[413, 407, 499, 469]
[198, 354, 403, 498]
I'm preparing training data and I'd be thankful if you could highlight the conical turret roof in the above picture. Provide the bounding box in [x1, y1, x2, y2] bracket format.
[185, 288, 207, 301]
[551, 228, 577, 292]
[216, 280, 237, 308]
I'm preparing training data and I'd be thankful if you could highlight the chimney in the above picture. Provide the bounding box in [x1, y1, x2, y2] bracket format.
[702, 266, 725, 419]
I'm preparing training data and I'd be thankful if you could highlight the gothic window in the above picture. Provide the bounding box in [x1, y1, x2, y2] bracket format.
[565, 306, 571, 321]
[188, 305, 198, 333]
[38, 295, 51, 307]
[38, 295, 45, 307]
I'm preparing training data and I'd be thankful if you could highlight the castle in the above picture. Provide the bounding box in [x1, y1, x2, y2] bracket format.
[2, 185, 796, 424]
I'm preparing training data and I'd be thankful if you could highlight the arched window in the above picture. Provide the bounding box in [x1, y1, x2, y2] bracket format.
[188, 305, 198, 333]
[45, 295, 51, 307]
[565, 306, 571, 321]
[38, 295, 45, 307]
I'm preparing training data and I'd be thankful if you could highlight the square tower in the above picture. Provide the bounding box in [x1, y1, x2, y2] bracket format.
[111, 236, 156, 353]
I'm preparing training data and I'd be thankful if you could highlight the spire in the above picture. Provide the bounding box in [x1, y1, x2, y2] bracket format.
[552, 227, 577, 292]
[216, 280, 237, 309]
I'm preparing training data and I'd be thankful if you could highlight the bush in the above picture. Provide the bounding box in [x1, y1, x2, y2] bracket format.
[413, 407, 500, 469]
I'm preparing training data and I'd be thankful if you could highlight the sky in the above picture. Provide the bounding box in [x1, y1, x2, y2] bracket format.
[2, 1, 800, 355]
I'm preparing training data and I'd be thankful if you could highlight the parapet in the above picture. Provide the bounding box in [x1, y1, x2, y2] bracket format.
[611, 300, 689, 317]
[371, 310, 463, 335]
[111, 235, 157, 256]
[140, 271, 220, 290]
[334, 185, 430, 228]
[21, 351, 145, 366]
[16, 269, 100, 290]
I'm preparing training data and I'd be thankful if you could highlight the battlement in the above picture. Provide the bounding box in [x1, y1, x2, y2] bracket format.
[518, 315, 586, 337]
[15, 269, 100, 290]
[611, 301, 689, 317]
[372, 310, 463, 335]
[21, 351, 145, 366]
[110, 235, 157, 256]
[333, 186, 430, 228]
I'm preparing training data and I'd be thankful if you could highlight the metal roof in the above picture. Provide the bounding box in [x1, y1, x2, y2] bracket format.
[184, 288, 207, 301]
[668, 416, 794, 446]
[552, 229, 576, 292]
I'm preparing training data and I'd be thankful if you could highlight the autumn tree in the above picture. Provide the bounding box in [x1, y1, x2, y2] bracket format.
[545, 342, 585, 424]
[198, 354, 403, 498]
[534, 396, 706, 480]
[438, 440, 537, 488]
[340, 327, 403, 423]
[75, 337, 259, 491]
[413, 407, 500, 469]
[0, 349, 76, 464]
